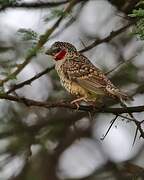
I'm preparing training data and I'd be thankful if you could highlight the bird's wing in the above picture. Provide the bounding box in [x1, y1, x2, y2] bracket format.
[62, 54, 112, 95]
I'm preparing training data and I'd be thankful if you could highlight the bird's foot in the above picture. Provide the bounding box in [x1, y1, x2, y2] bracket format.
[71, 97, 86, 110]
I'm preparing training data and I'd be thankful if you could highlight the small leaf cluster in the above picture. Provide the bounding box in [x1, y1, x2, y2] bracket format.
[17, 28, 38, 42]
[0, 0, 16, 6]
[130, 8, 144, 40]
[44, 8, 70, 22]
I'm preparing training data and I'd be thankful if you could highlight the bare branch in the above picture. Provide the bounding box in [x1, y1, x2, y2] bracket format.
[79, 20, 136, 53]
[6, 66, 54, 94]
[131, 83, 144, 96]
[105, 54, 137, 75]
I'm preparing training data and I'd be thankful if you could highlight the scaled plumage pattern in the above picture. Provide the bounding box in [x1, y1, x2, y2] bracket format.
[46, 41, 129, 104]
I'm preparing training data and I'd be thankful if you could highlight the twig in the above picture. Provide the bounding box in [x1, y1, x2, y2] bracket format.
[105, 54, 137, 75]
[115, 114, 144, 144]
[79, 20, 136, 53]
[131, 83, 144, 97]
[119, 114, 144, 139]
[49, 0, 87, 40]
[121, 0, 140, 14]
[120, 101, 143, 144]
[6, 66, 54, 94]
[118, 114, 136, 122]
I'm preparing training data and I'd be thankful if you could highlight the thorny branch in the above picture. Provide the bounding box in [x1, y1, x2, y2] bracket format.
[119, 114, 144, 140]
[0, 93, 144, 114]
[0, 93, 144, 138]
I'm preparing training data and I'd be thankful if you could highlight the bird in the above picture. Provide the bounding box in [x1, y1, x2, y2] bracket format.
[46, 41, 129, 106]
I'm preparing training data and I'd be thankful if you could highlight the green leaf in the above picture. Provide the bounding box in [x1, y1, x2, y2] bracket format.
[44, 8, 70, 22]
[129, 8, 144, 17]
[17, 28, 38, 41]
[8, 73, 17, 80]
[0, 71, 17, 80]
[129, 8, 144, 40]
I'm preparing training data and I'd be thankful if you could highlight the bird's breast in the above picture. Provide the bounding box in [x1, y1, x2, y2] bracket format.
[55, 65, 87, 97]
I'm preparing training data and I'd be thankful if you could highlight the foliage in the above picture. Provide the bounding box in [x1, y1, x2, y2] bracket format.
[130, 8, 144, 39]
[17, 28, 38, 42]
[44, 8, 70, 22]
[0, 0, 16, 6]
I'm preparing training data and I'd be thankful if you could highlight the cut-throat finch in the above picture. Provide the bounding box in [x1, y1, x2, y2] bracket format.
[46, 41, 129, 105]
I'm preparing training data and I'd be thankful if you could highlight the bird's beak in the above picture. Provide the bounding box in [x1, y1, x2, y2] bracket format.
[45, 47, 60, 56]
[45, 48, 53, 56]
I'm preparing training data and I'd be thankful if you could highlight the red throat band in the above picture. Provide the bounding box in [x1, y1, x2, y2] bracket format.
[54, 49, 67, 61]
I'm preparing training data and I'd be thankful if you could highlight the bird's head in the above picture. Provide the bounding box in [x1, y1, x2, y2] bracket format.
[45, 41, 78, 61]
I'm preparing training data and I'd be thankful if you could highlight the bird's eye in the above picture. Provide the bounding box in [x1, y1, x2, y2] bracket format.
[53, 47, 61, 53]
[46, 46, 62, 56]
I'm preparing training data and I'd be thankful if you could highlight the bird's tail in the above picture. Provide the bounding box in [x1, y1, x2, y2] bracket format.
[117, 91, 131, 101]
[106, 85, 132, 102]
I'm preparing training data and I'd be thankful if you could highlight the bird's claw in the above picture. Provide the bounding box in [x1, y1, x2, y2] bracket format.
[70, 100, 80, 110]
[70, 97, 86, 110]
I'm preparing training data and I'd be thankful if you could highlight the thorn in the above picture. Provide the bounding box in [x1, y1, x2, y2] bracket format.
[79, 38, 87, 48]
[101, 115, 118, 141]
[88, 111, 93, 122]
[132, 127, 138, 147]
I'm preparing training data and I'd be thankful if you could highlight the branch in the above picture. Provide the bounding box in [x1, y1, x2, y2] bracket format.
[121, 0, 140, 14]
[105, 54, 137, 75]
[119, 114, 144, 139]
[0, 1, 69, 11]
[1, 93, 144, 140]
[6, 66, 54, 94]
[79, 20, 136, 53]
[0, 0, 81, 86]
[0, 93, 144, 114]
[131, 83, 144, 97]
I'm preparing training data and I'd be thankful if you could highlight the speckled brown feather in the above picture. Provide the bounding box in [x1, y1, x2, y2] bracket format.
[48, 41, 129, 102]
[61, 53, 128, 101]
